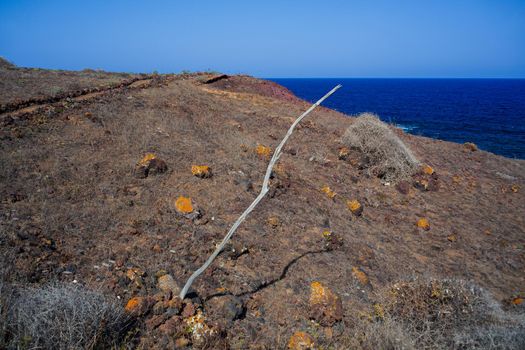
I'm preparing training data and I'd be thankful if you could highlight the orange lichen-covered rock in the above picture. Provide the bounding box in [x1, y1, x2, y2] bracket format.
[511, 184, 520, 193]
[288, 331, 315, 350]
[135, 153, 167, 178]
[417, 218, 430, 231]
[351, 267, 369, 285]
[321, 185, 336, 199]
[138, 153, 156, 167]
[191, 165, 212, 178]
[347, 199, 363, 216]
[175, 196, 193, 214]
[338, 147, 350, 160]
[309, 281, 343, 326]
[422, 164, 434, 175]
[512, 296, 523, 305]
[255, 144, 271, 158]
[464, 142, 478, 152]
[267, 216, 280, 227]
[125, 296, 153, 316]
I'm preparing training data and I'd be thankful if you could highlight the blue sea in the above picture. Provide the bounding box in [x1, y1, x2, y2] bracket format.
[270, 79, 525, 159]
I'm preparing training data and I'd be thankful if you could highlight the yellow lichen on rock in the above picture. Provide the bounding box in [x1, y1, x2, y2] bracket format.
[310, 281, 329, 305]
[175, 196, 193, 214]
[125, 297, 141, 312]
[321, 185, 336, 199]
[288, 331, 315, 350]
[267, 216, 280, 227]
[417, 218, 430, 230]
[338, 147, 350, 160]
[464, 142, 478, 152]
[347, 199, 363, 216]
[255, 144, 271, 157]
[422, 164, 434, 175]
[137, 153, 156, 166]
[351, 267, 369, 285]
[322, 230, 332, 239]
[191, 165, 211, 178]
[309, 281, 343, 326]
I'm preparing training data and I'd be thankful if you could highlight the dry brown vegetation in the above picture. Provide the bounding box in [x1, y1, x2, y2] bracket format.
[342, 112, 419, 182]
[6, 284, 130, 350]
[0, 65, 524, 349]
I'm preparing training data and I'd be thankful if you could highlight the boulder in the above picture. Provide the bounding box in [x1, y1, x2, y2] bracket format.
[308, 281, 343, 326]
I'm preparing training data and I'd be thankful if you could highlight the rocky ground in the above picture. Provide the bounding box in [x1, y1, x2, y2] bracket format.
[1, 59, 524, 349]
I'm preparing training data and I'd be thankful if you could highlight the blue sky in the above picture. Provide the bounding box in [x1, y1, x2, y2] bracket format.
[1, 0, 524, 77]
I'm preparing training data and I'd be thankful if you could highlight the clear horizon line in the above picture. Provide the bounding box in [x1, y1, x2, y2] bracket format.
[262, 76, 525, 80]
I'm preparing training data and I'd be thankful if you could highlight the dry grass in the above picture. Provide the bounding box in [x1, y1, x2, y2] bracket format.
[7, 283, 131, 350]
[341, 279, 525, 350]
[342, 113, 419, 182]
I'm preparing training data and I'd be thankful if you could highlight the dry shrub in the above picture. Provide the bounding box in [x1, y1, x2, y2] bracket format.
[0, 281, 12, 349]
[8, 283, 131, 350]
[342, 113, 419, 182]
[359, 279, 524, 350]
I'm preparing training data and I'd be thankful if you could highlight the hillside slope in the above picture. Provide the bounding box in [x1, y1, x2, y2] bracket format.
[1, 65, 524, 349]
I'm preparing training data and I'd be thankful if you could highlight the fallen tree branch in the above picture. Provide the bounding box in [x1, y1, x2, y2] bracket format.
[179, 84, 342, 299]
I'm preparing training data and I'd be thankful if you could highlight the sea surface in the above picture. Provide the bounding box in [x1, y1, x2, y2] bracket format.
[270, 78, 525, 159]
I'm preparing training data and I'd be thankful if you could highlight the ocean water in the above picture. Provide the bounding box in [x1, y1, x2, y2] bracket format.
[270, 78, 525, 159]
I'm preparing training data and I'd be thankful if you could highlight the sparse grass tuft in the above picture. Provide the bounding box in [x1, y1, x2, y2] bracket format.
[342, 113, 419, 182]
[8, 283, 131, 350]
[344, 279, 525, 350]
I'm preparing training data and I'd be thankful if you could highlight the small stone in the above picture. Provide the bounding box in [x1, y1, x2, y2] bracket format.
[422, 164, 434, 175]
[447, 234, 457, 242]
[147, 158, 168, 175]
[347, 199, 363, 216]
[351, 266, 369, 285]
[158, 274, 181, 295]
[464, 142, 478, 152]
[255, 144, 271, 158]
[207, 295, 244, 322]
[321, 185, 336, 199]
[191, 165, 212, 178]
[174, 196, 193, 214]
[288, 331, 315, 350]
[417, 218, 430, 231]
[182, 302, 196, 318]
[396, 180, 411, 195]
[309, 281, 343, 326]
[125, 296, 154, 316]
[338, 147, 350, 160]
[134, 153, 167, 178]
[267, 216, 280, 227]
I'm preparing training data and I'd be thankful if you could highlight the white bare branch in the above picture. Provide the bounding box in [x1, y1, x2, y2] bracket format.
[179, 84, 342, 299]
